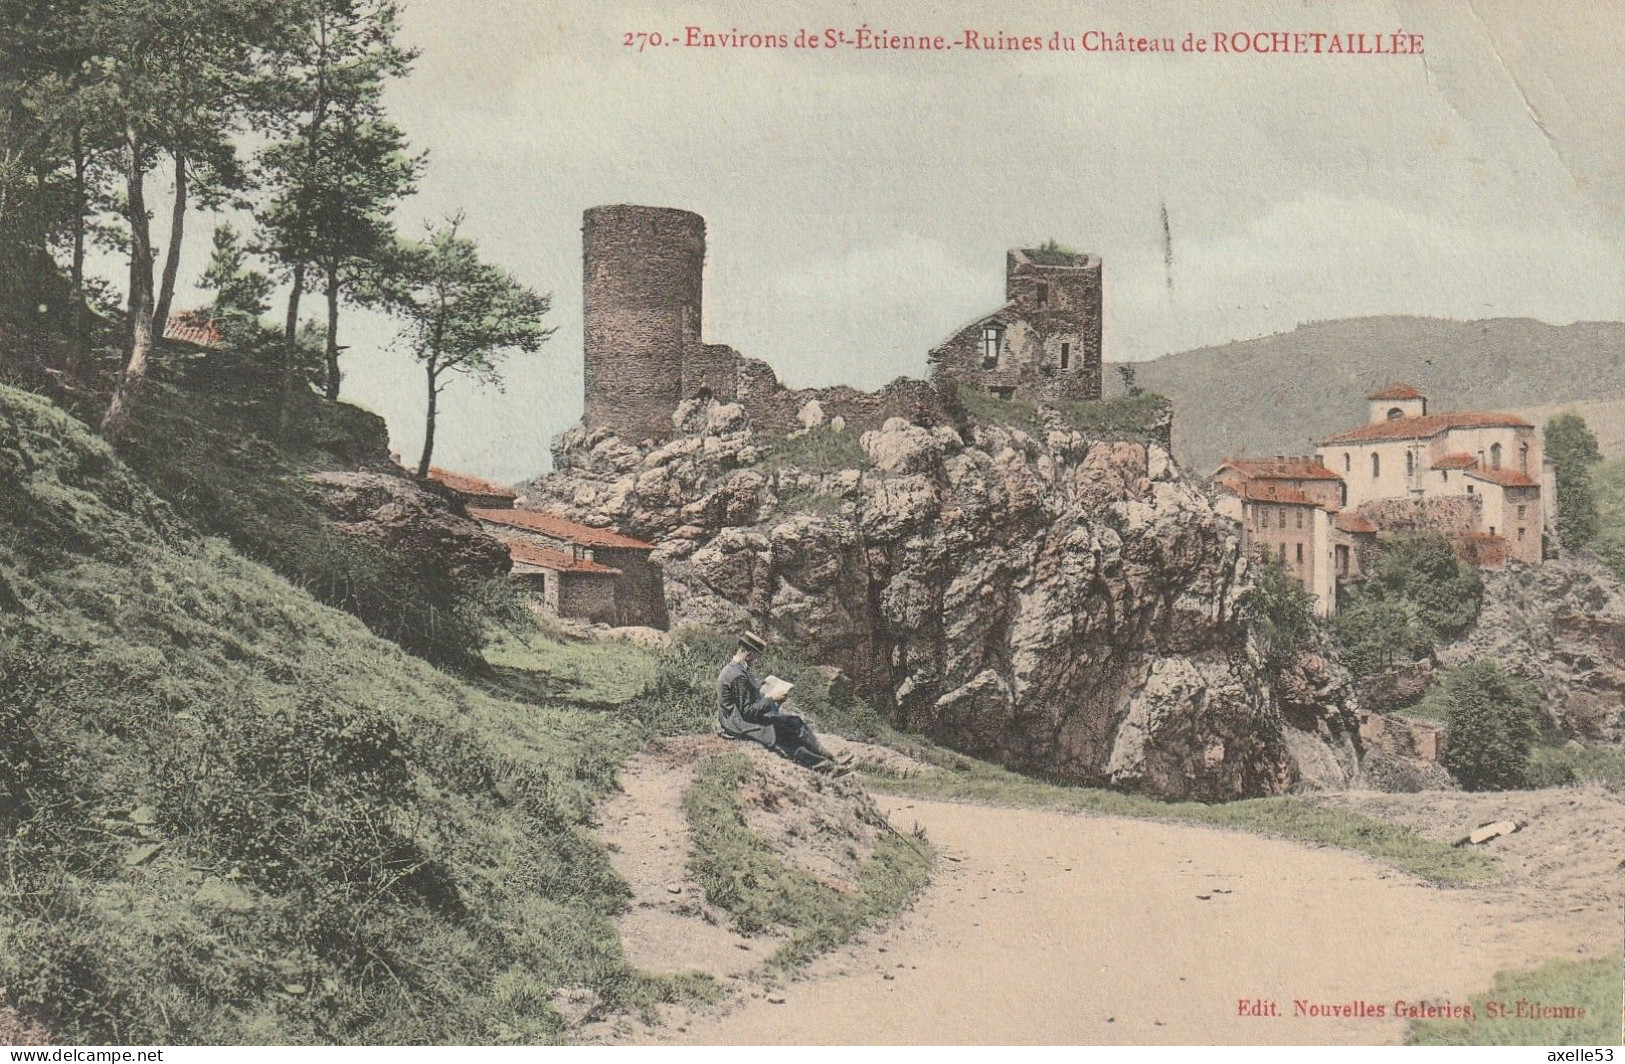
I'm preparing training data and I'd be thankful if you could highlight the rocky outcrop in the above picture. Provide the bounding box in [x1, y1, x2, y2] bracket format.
[309, 471, 512, 580]
[1438, 555, 1625, 741]
[525, 399, 1360, 800]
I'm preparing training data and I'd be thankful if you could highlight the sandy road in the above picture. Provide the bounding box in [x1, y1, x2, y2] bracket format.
[629, 793, 1609, 1045]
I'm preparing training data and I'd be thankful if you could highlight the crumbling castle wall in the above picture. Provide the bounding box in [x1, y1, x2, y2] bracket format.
[929, 248, 1103, 405]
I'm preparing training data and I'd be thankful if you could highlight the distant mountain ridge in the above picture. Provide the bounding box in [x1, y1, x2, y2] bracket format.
[1110, 317, 1625, 473]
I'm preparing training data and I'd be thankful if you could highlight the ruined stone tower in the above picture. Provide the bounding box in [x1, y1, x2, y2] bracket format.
[929, 245, 1103, 404]
[582, 205, 736, 443]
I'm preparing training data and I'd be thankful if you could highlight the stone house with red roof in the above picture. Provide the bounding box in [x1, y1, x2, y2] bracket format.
[1314, 384, 1548, 566]
[425, 467, 520, 510]
[469, 506, 667, 628]
[1212, 384, 1548, 614]
[425, 467, 667, 626]
[1212, 456, 1375, 616]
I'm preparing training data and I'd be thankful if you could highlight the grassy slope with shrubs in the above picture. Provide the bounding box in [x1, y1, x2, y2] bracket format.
[0, 384, 708, 1044]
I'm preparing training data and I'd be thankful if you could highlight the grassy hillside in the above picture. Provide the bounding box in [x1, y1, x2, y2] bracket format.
[1110, 317, 1625, 471]
[0, 384, 708, 1043]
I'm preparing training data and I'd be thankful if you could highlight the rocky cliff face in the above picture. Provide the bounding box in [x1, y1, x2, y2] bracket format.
[524, 399, 1360, 799]
[1438, 555, 1625, 741]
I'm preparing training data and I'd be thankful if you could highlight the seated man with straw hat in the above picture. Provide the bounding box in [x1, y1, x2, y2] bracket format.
[716, 631, 851, 776]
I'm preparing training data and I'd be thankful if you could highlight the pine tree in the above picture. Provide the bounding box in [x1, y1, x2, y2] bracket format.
[364, 215, 552, 477]
[252, 0, 420, 403]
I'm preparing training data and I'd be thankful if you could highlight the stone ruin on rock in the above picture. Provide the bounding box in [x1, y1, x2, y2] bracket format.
[578, 204, 1107, 445]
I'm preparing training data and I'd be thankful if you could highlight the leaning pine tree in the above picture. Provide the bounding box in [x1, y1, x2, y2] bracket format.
[365, 214, 552, 477]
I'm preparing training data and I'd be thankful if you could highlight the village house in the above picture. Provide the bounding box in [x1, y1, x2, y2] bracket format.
[1212, 457, 1376, 617]
[163, 310, 222, 346]
[1314, 384, 1549, 566]
[425, 467, 666, 628]
[425, 467, 519, 509]
[1214, 384, 1551, 615]
[467, 506, 667, 629]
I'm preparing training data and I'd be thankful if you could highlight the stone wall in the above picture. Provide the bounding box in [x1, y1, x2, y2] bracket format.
[1357, 495, 1480, 540]
[558, 571, 619, 625]
[734, 356, 954, 437]
[597, 546, 669, 629]
[927, 248, 1103, 405]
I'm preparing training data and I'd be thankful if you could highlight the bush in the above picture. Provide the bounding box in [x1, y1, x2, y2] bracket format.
[759, 424, 866, 473]
[1433, 661, 1544, 791]
[1334, 533, 1482, 675]
[1545, 413, 1602, 551]
[1240, 555, 1314, 668]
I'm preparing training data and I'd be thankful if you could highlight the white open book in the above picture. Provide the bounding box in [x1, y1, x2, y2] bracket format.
[759, 675, 794, 702]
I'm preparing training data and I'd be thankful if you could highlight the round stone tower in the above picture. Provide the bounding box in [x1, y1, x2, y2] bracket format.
[582, 205, 706, 442]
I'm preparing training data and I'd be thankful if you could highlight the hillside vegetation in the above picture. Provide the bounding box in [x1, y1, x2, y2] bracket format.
[1111, 317, 1625, 471]
[0, 383, 704, 1043]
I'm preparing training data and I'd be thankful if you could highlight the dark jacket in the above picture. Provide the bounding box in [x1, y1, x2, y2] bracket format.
[717, 659, 780, 746]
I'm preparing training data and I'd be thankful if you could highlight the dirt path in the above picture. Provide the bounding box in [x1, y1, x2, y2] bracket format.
[594, 746, 1622, 1045]
[597, 737, 788, 985]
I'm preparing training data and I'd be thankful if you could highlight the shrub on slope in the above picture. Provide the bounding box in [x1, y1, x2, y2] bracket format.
[0, 385, 696, 1044]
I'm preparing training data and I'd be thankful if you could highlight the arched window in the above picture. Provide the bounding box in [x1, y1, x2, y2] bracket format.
[1387, 407, 1404, 419]
[1343, 453, 1351, 473]
[1372, 453, 1380, 478]
[1491, 443, 1502, 469]
[1405, 451, 1414, 477]
[1519, 443, 1529, 474]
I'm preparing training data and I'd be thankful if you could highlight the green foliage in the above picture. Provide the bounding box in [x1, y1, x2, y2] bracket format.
[1591, 456, 1625, 581]
[1024, 239, 1085, 266]
[1052, 392, 1169, 439]
[362, 214, 553, 475]
[950, 383, 1045, 435]
[1526, 741, 1625, 793]
[1545, 413, 1602, 550]
[1240, 555, 1314, 668]
[1433, 660, 1544, 791]
[1407, 953, 1622, 1045]
[0, 383, 711, 1043]
[197, 222, 273, 346]
[1333, 596, 1432, 676]
[682, 754, 931, 970]
[759, 423, 867, 473]
[116, 369, 489, 666]
[1333, 533, 1482, 675]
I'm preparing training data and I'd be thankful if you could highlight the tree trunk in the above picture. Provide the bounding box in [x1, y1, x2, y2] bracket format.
[323, 261, 340, 400]
[277, 261, 305, 436]
[69, 126, 87, 352]
[416, 363, 438, 477]
[103, 129, 155, 440]
[151, 145, 187, 338]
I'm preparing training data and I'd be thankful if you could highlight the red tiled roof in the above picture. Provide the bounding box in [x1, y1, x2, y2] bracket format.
[1464, 466, 1539, 487]
[164, 311, 221, 346]
[1319, 411, 1532, 444]
[1240, 483, 1322, 506]
[505, 540, 621, 574]
[470, 507, 655, 550]
[1334, 512, 1379, 534]
[1217, 456, 1342, 481]
[427, 467, 517, 500]
[1367, 383, 1424, 401]
[1432, 452, 1478, 470]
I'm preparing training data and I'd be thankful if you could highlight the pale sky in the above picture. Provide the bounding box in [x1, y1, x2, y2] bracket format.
[148, 0, 1625, 481]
